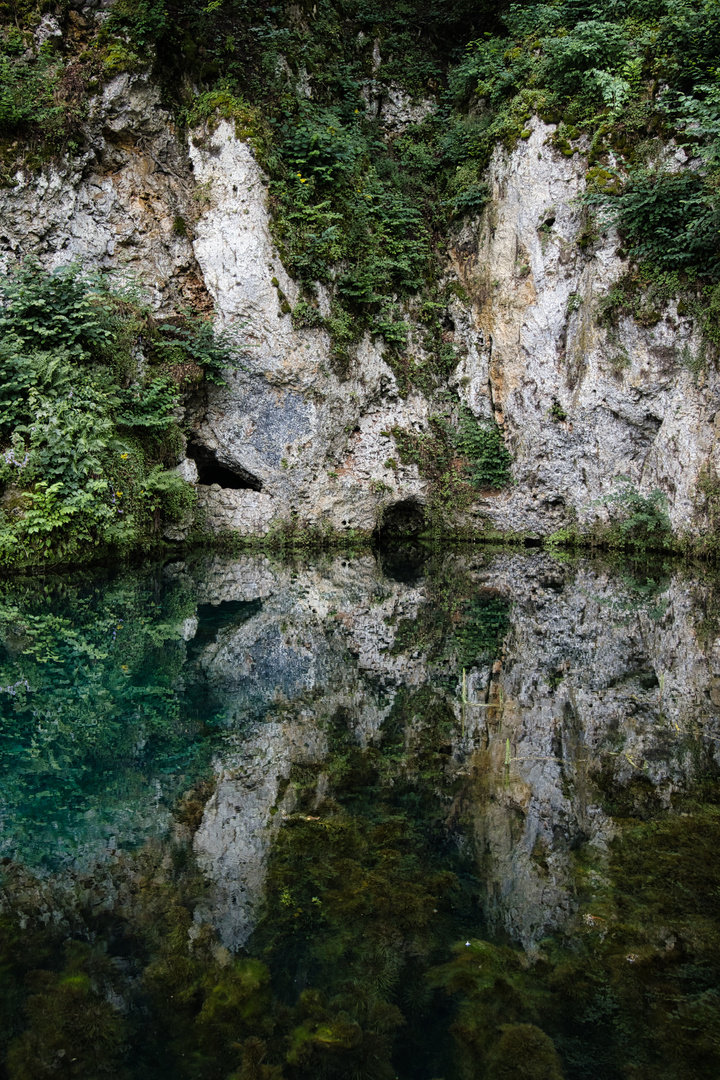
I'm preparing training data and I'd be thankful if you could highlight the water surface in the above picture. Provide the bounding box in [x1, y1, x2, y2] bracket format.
[1, 548, 719, 1079]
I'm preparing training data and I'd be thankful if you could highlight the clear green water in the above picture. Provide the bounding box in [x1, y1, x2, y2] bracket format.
[0, 549, 719, 1080]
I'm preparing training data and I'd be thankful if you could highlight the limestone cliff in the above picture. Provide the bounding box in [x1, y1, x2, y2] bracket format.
[2, 71, 717, 542]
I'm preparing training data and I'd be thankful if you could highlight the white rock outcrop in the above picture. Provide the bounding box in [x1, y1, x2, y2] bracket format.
[450, 118, 720, 536]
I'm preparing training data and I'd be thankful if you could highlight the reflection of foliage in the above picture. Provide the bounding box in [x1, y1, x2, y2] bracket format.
[0, 683, 480, 1080]
[0, 839, 269, 1080]
[597, 565, 672, 623]
[391, 557, 510, 674]
[429, 942, 565, 1080]
[4, 766, 719, 1080]
[0, 552, 718, 1080]
[0, 567, 220, 864]
[144, 914, 276, 1077]
[429, 793, 720, 1080]
[252, 686, 479, 1079]
[5, 941, 126, 1080]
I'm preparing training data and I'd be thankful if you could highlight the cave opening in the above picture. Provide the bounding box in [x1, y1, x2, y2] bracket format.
[373, 499, 427, 544]
[372, 499, 428, 583]
[187, 439, 263, 491]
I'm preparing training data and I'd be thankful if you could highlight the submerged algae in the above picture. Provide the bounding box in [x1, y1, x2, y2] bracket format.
[429, 793, 720, 1080]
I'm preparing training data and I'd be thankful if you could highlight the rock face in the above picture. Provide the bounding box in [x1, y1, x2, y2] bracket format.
[449, 119, 720, 537]
[0, 74, 204, 309]
[186, 122, 432, 536]
[1, 76, 718, 539]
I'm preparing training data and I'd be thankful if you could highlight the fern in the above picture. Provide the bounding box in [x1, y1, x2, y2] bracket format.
[454, 407, 513, 490]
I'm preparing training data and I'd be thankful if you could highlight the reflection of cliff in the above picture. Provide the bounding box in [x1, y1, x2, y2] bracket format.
[188, 553, 429, 947]
[5, 548, 715, 957]
[184, 551, 720, 953]
[457, 554, 720, 949]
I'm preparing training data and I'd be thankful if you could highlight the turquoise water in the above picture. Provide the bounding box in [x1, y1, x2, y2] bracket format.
[0, 549, 719, 1079]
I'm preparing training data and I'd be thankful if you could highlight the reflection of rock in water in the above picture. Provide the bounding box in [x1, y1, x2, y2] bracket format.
[183, 550, 720, 952]
[456, 554, 720, 950]
[189, 553, 428, 947]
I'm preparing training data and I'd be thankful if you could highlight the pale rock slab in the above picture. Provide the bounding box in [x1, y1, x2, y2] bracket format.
[450, 117, 720, 536]
[187, 120, 431, 531]
[0, 74, 203, 308]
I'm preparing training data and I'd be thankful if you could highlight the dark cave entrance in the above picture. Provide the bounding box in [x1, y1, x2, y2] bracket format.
[187, 439, 263, 491]
[373, 499, 427, 544]
[372, 500, 430, 582]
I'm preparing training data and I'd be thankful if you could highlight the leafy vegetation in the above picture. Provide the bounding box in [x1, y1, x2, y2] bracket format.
[0, 563, 229, 866]
[454, 0, 720, 334]
[0, 261, 240, 566]
[0, 17, 93, 177]
[596, 476, 673, 548]
[104, 0, 504, 373]
[391, 403, 512, 529]
[90, 0, 720, 487]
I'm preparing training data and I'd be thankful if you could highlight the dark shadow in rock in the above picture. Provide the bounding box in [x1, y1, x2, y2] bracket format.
[373, 498, 427, 544]
[185, 598, 264, 718]
[187, 439, 263, 491]
[189, 598, 263, 655]
[376, 542, 428, 585]
[373, 500, 429, 583]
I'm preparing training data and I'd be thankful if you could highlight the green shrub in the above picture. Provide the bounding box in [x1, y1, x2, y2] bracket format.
[597, 476, 672, 545]
[453, 406, 513, 490]
[106, 0, 168, 56]
[590, 169, 720, 277]
[116, 375, 179, 429]
[374, 309, 409, 349]
[486, 1024, 564, 1080]
[0, 260, 114, 359]
[141, 464, 197, 531]
[392, 405, 512, 527]
[291, 298, 325, 329]
[0, 261, 238, 565]
[541, 20, 631, 101]
[0, 53, 65, 139]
